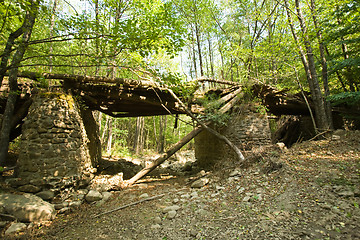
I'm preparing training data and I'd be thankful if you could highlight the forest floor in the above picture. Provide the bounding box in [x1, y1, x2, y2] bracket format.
[11, 131, 360, 239]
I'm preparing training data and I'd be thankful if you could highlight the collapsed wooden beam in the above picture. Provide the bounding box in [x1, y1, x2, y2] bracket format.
[125, 87, 244, 186]
[124, 125, 204, 186]
[15, 71, 158, 88]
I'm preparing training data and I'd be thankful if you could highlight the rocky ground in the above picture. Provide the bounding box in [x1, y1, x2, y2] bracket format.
[3, 130, 360, 239]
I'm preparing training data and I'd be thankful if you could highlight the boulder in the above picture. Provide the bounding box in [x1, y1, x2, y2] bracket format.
[0, 193, 55, 223]
[5, 223, 27, 236]
[191, 178, 209, 188]
[36, 190, 55, 201]
[85, 190, 103, 202]
[162, 205, 180, 213]
[101, 192, 113, 202]
[17, 184, 41, 193]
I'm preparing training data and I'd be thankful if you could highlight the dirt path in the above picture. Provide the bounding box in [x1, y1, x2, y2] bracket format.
[14, 131, 360, 239]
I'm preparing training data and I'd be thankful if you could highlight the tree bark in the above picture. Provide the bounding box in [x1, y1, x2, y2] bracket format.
[49, 0, 57, 75]
[106, 117, 113, 155]
[309, 0, 333, 129]
[284, 0, 330, 132]
[133, 117, 144, 154]
[0, 12, 30, 86]
[0, 1, 38, 165]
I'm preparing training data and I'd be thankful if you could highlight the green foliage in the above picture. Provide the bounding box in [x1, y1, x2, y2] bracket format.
[197, 93, 230, 126]
[327, 92, 360, 106]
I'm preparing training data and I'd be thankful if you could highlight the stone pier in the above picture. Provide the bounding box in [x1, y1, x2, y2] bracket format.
[16, 92, 100, 190]
[195, 104, 271, 167]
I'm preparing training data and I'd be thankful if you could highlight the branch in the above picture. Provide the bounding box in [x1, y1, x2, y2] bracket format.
[93, 193, 165, 218]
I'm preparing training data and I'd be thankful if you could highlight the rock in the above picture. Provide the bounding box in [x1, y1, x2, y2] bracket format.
[139, 193, 149, 199]
[73, 194, 85, 201]
[242, 196, 251, 202]
[36, 190, 55, 201]
[54, 201, 69, 210]
[0, 193, 55, 223]
[354, 187, 360, 197]
[0, 205, 5, 214]
[173, 198, 179, 204]
[276, 142, 287, 150]
[337, 191, 354, 198]
[332, 135, 341, 140]
[77, 189, 89, 195]
[190, 229, 198, 237]
[180, 193, 190, 199]
[0, 221, 8, 228]
[89, 173, 123, 192]
[5, 222, 27, 236]
[229, 170, 240, 177]
[69, 201, 82, 208]
[154, 216, 162, 224]
[182, 162, 193, 171]
[85, 190, 103, 202]
[58, 207, 71, 214]
[216, 185, 225, 191]
[191, 178, 209, 188]
[196, 209, 208, 216]
[167, 210, 177, 219]
[162, 205, 180, 213]
[151, 224, 161, 229]
[6, 178, 28, 188]
[190, 191, 199, 199]
[101, 192, 113, 202]
[17, 184, 41, 193]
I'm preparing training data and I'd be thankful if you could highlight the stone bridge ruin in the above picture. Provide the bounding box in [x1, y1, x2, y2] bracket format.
[1, 72, 356, 191]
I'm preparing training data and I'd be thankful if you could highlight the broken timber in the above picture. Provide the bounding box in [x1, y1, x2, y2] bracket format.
[125, 87, 244, 186]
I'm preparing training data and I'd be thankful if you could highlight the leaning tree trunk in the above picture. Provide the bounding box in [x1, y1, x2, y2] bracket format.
[0, 1, 38, 165]
[294, 0, 330, 132]
[310, 0, 333, 129]
[284, 0, 330, 132]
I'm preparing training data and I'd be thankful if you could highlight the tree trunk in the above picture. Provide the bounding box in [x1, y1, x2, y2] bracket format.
[284, 0, 330, 132]
[207, 35, 215, 79]
[294, 0, 330, 131]
[0, 1, 38, 165]
[101, 115, 109, 144]
[133, 117, 145, 154]
[158, 115, 167, 153]
[49, 0, 57, 75]
[106, 117, 113, 155]
[0, 12, 31, 86]
[191, 31, 198, 78]
[310, 0, 333, 129]
[194, 22, 204, 77]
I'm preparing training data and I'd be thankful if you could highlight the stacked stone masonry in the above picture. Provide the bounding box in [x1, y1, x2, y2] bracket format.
[195, 104, 271, 167]
[17, 92, 96, 191]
